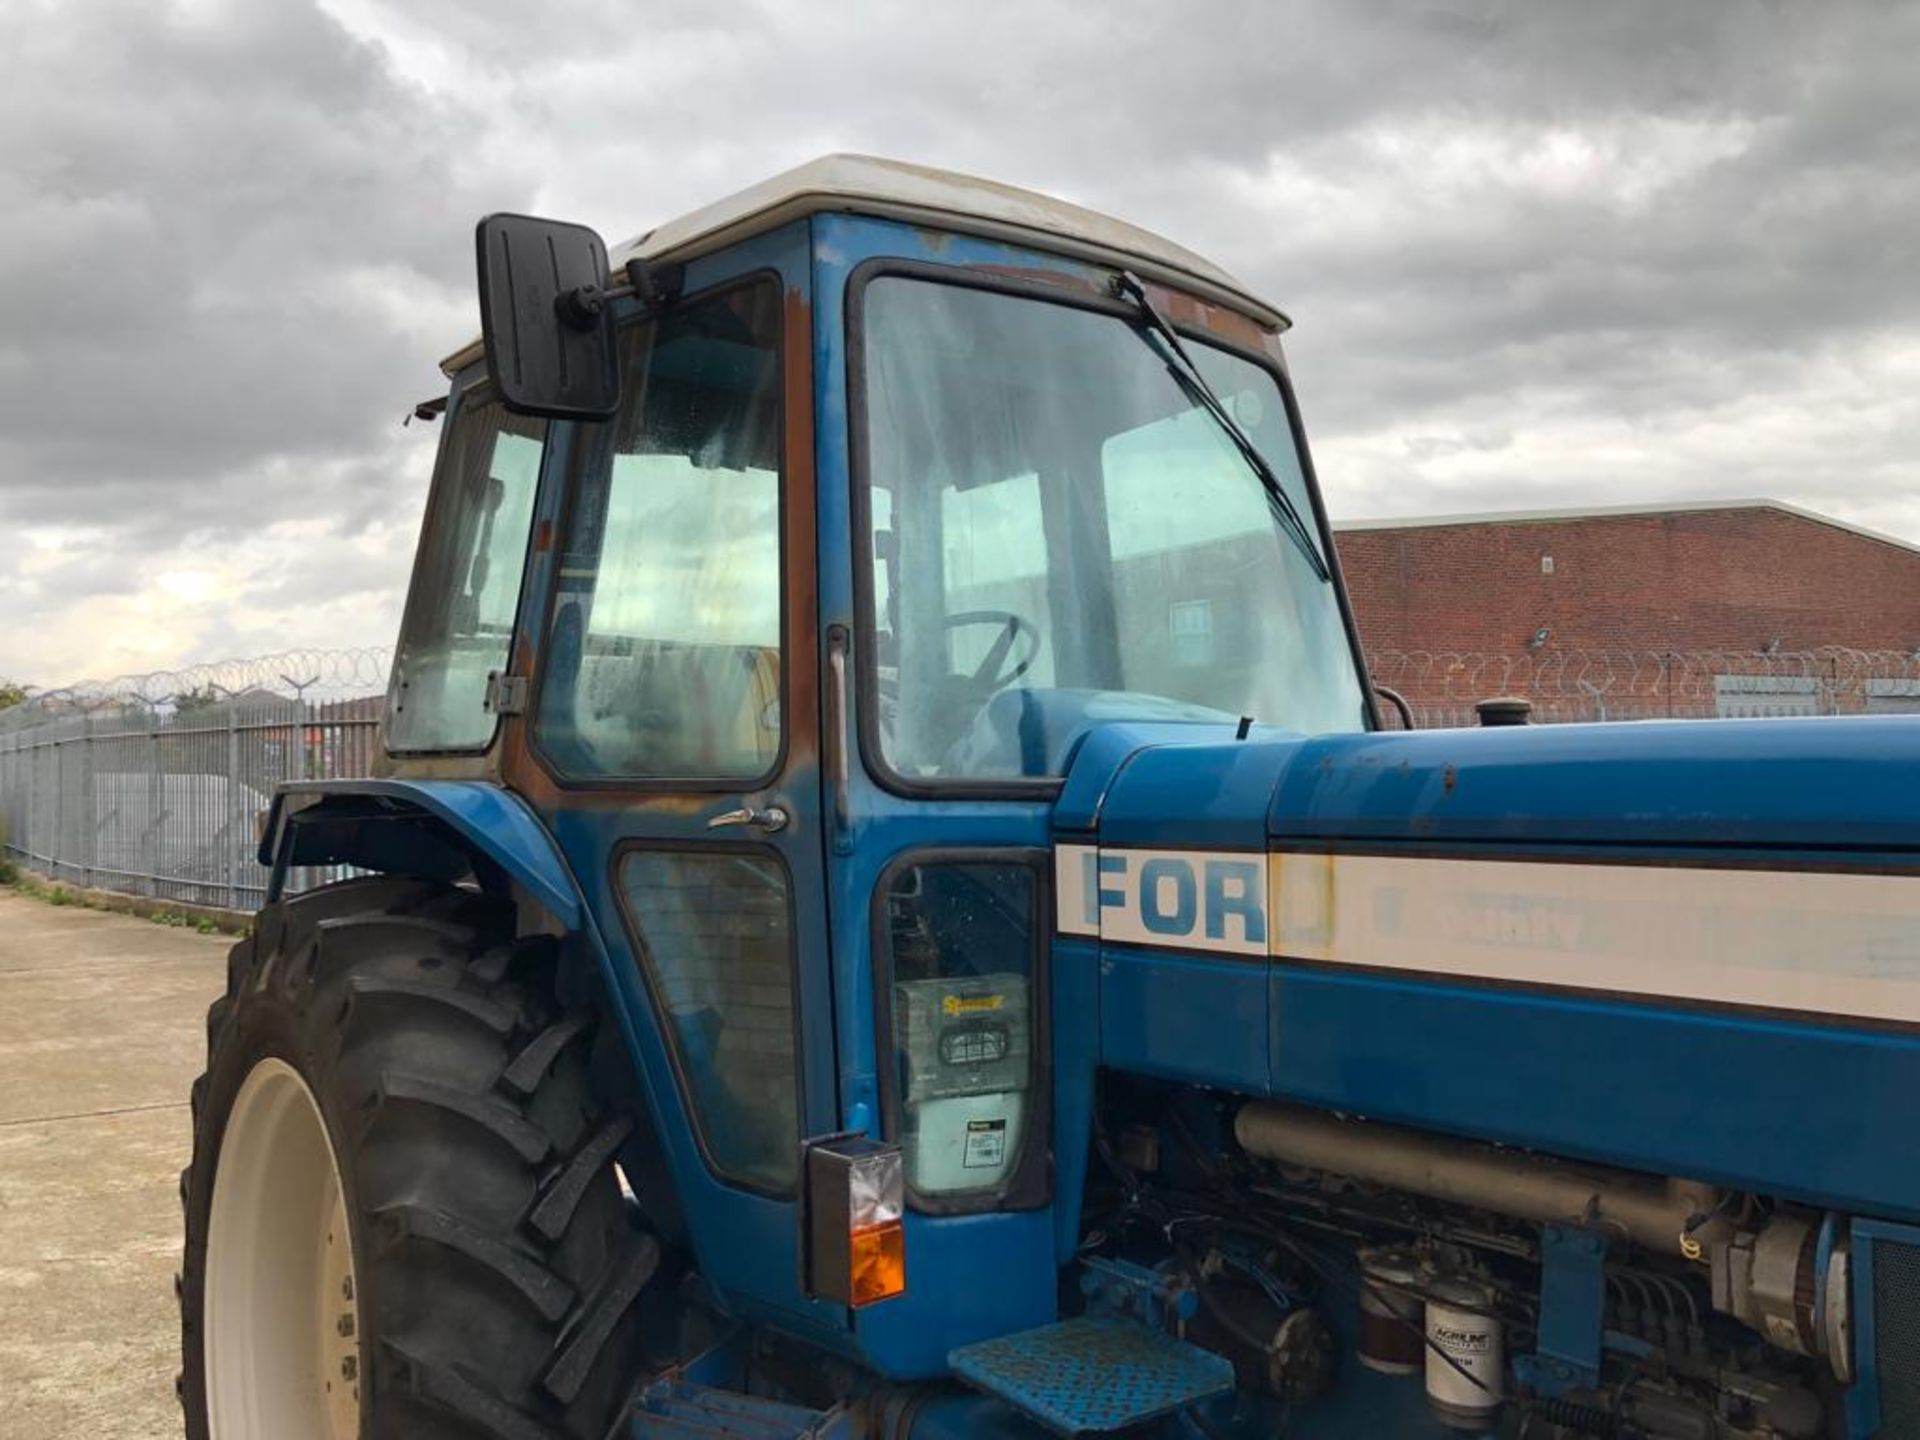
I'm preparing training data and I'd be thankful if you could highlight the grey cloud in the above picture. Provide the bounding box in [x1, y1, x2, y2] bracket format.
[0, 0, 525, 540]
[1, 0, 1915, 681]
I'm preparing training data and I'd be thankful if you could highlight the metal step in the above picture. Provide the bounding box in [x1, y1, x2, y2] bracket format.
[948, 1316, 1235, 1436]
[628, 1378, 845, 1439]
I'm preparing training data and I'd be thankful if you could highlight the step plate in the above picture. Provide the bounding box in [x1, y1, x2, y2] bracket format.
[948, 1316, 1235, 1435]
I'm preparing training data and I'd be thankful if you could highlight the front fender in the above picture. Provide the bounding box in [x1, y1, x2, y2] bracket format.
[261, 778, 583, 929]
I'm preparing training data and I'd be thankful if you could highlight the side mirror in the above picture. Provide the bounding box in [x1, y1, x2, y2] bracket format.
[474, 213, 621, 419]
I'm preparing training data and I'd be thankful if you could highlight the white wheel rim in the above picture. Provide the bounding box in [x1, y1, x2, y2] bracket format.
[205, 1057, 363, 1440]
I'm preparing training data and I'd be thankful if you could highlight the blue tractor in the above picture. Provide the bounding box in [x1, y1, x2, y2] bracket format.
[179, 157, 1920, 1440]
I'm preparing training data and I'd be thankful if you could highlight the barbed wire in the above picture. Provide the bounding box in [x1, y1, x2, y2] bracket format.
[0, 647, 394, 731]
[2, 643, 1915, 738]
[1367, 647, 1920, 726]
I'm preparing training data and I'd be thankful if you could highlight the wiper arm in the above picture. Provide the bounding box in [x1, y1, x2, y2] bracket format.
[1109, 271, 1330, 583]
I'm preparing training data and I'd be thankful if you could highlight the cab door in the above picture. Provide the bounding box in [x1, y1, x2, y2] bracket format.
[501, 222, 842, 1332]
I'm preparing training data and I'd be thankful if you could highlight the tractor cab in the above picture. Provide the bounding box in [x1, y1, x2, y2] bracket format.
[371, 154, 1368, 1372]
[206, 157, 1920, 1440]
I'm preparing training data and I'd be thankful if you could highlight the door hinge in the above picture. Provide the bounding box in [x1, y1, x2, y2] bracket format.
[484, 671, 528, 716]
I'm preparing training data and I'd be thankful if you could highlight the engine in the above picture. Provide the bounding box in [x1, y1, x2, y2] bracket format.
[1080, 1081, 1855, 1439]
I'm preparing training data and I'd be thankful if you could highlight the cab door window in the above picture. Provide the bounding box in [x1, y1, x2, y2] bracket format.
[536, 281, 784, 780]
[617, 849, 798, 1190]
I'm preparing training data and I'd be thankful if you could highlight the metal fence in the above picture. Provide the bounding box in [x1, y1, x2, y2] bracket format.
[0, 650, 389, 910]
[2, 644, 1915, 910]
[1368, 648, 1920, 729]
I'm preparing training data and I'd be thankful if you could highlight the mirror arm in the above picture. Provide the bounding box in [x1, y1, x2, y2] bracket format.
[624, 257, 685, 315]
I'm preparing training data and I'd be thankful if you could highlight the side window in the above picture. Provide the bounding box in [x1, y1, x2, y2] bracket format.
[617, 850, 798, 1189]
[536, 281, 783, 779]
[880, 859, 1043, 1203]
[386, 395, 545, 753]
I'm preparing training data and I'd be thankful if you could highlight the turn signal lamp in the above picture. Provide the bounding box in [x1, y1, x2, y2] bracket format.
[803, 1136, 906, 1307]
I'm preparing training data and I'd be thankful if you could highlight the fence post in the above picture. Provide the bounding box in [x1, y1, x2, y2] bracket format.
[226, 703, 241, 911]
[287, 698, 305, 900]
[78, 715, 95, 890]
[146, 711, 161, 900]
[298, 700, 311, 784]
[53, 736, 65, 883]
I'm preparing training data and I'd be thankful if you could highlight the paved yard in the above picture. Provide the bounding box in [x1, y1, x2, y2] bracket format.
[0, 890, 229, 1439]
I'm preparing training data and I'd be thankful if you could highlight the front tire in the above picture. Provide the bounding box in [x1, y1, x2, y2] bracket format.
[181, 877, 655, 1439]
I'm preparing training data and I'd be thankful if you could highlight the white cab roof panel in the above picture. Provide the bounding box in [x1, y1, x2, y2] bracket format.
[616, 154, 1276, 316]
[444, 155, 1284, 374]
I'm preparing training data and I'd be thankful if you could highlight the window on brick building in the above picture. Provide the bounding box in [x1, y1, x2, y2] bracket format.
[1867, 679, 1920, 715]
[1714, 674, 1822, 718]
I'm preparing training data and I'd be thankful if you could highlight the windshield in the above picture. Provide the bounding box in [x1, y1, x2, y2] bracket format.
[859, 275, 1368, 782]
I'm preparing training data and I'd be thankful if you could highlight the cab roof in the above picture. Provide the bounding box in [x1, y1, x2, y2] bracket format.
[442, 154, 1286, 375]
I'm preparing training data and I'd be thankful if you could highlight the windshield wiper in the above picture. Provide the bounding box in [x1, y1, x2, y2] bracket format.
[1109, 271, 1330, 583]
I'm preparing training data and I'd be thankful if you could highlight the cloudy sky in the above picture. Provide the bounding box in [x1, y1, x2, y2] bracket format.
[2, 0, 1915, 687]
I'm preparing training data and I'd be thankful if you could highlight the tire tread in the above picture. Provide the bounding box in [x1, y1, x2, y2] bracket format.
[373, 1071, 554, 1165]
[370, 1202, 577, 1323]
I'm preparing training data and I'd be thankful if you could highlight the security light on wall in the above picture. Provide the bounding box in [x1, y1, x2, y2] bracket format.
[1527, 626, 1551, 650]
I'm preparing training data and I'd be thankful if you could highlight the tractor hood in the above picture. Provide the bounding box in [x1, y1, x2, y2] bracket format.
[1060, 714, 1920, 857]
[1051, 715, 1920, 1222]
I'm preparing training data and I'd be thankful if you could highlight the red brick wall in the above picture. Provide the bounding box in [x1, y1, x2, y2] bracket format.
[1333, 507, 1920, 657]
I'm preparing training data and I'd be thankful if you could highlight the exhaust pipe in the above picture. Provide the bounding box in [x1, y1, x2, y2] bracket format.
[1234, 1101, 1728, 1261]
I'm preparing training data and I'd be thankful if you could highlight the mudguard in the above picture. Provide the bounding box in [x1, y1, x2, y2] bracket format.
[260, 778, 583, 929]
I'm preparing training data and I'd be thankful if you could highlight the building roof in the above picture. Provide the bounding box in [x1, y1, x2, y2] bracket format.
[443, 154, 1284, 375]
[1332, 498, 1920, 560]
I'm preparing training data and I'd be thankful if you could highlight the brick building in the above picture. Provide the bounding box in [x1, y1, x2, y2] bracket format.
[1331, 500, 1920, 722]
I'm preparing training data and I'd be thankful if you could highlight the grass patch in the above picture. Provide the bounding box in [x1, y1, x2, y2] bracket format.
[5, 871, 78, 906]
[2, 868, 246, 935]
[151, 909, 228, 935]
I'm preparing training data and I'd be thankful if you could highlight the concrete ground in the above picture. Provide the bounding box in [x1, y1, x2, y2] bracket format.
[0, 889, 229, 1439]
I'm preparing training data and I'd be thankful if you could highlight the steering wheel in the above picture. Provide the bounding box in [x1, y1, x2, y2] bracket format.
[872, 610, 1040, 768]
[945, 609, 1040, 691]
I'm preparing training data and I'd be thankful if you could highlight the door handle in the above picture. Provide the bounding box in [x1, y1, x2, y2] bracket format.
[706, 805, 789, 834]
[826, 624, 852, 856]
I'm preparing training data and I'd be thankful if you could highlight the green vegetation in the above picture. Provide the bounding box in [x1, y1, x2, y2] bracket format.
[0, 679, 28, 710]
[0, 867, 245, 935]
[171, 684, 226, 714]
[6, 871, 78, 905]
[151, 909, 228, 935]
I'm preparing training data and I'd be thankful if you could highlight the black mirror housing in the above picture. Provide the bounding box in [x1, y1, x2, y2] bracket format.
[475, 213, 621, 419]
